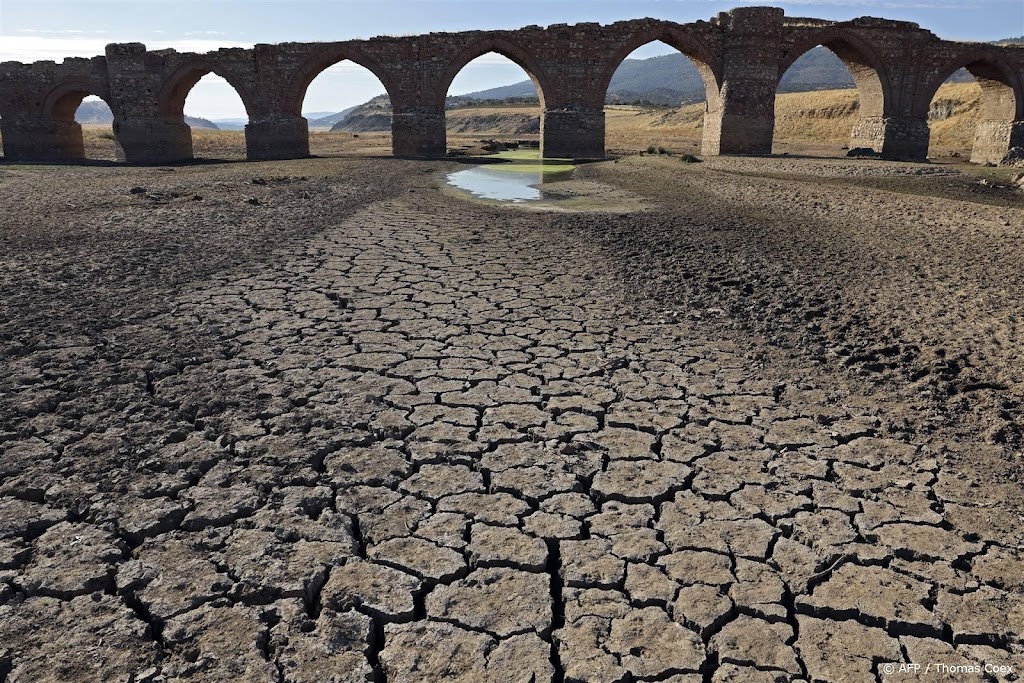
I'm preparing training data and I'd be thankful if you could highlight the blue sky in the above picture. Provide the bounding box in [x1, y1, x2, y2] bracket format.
[1, 0, 1021, 119]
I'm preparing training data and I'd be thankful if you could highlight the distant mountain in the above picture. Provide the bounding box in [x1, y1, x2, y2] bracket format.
[183, 116, 219, 130]
[210, 117, 248, 131]
[459, 46, 976, 106]
[309, 104, 363, 128]
[76, 101, 219, 129]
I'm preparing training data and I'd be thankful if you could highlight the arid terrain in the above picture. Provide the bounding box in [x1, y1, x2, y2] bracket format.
[1, 129, 1023, 682]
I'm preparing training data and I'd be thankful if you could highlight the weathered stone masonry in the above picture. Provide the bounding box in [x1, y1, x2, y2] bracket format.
[1, 6, 1022, 164]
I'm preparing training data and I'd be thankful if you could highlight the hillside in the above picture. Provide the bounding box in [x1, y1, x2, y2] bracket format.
[614, 81, 981, 151]
[76, 100, 219, 129]
[308, 105, 362, 129]
[326, 82, 982, 155]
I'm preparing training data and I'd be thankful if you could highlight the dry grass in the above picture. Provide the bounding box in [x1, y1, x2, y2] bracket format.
[605, 104, 705, 154]
[926, 82, 983, 153]
[770, 82, 981, 154]
[0, 83, 987, 161]
[603, 82, 982, 156]
[447, 105, 540, 119]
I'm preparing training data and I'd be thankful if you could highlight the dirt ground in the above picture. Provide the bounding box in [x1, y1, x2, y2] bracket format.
[0, 148, 1022, 682]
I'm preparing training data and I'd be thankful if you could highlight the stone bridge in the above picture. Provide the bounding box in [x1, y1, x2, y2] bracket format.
[1, 6, 1022, 164]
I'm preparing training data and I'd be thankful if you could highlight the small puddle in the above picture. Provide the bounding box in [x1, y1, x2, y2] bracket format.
[446, 150, 574, 203]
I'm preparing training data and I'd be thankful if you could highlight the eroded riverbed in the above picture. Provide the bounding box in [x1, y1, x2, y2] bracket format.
[0, 155, 1021, 681]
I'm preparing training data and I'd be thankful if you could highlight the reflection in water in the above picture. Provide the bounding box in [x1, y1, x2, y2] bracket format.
[447, 166, 543, 202]
[446, 151, 573, 203]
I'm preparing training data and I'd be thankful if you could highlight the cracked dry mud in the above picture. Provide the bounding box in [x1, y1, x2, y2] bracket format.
[0, 156, 1022, 682]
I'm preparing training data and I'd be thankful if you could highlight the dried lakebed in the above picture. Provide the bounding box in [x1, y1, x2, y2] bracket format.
[0, 157, 1022, 682]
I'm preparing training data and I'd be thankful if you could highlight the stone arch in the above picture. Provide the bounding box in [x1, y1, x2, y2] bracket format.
[780, 28, 891, 119]
[437, 37, 553, 108]
[42, 80, 108, 120]
[154, 60, 256, 160]
[915, 49, 1022, 163]
[38, 80, 115, 160]
[598, 25, 722, 112]
[286, 45, 398, 117]
[914, 49, 1022, 120]
[157, 60, 256, 123]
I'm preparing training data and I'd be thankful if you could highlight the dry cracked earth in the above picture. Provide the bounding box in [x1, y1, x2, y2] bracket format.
[0, 155, 1022, 683]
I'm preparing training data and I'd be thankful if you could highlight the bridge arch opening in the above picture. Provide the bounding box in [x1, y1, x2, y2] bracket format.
[598, 30, 720, 156]
[772, 37, 888, 156]
[40, 85, 120, 161]
[443, 47, 546, 156]
[178, 73, 250, 160]
[301, 59, 395, 157]
[922, 56, 1022, 165]
[600, 38, 718, 156]
[160, 66, 253, 161]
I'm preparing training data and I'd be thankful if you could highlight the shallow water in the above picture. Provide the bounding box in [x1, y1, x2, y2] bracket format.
[446, 151, 573, 203]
